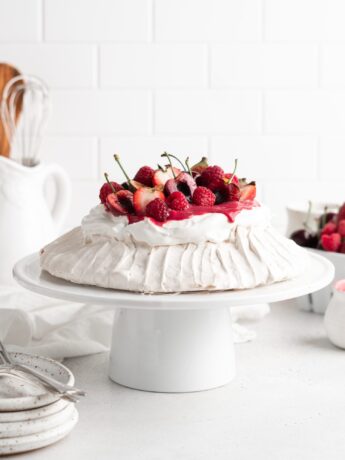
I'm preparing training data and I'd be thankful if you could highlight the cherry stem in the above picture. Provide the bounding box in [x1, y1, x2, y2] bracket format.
[161, 152, 176, 178]
[157, 164, 166, 172]
[114, 154, 131, 183]
[227, 158, 238, 184]
[303, 200, 313, 233]
[320, 205, 328, 230]
[104, 172, 117, 194]
[185, 157, 192, 176]
[161, 152, 186, 172]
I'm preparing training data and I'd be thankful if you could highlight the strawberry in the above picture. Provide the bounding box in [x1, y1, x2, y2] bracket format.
[321, 233, 341, 252]
[134, 166, 154, 187]
[99, 181, 123, 204]
[192, 187, 216, 207]
[133, 188, 165, 215]
[152, 166, 181, 186]
[239, 182, 256, 202]
[106, 190, 134, 215]
[146, 198, 169, 222]
[321, 222, 337, 235]
[338, 219, 345, 237]
[166, 191, 189, 211]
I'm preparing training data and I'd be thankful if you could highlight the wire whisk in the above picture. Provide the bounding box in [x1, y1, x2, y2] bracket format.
[0, 75, 50, 166]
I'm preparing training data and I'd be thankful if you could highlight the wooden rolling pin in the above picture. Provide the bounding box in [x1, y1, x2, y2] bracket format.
[0, 63, 23, 158]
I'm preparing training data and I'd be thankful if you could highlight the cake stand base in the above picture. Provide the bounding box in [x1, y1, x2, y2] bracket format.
[109, 307, 235, 392]
[13, 252, 334, 393]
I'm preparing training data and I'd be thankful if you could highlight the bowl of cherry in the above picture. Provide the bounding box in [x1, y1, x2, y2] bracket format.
[289, 202, 345, 314]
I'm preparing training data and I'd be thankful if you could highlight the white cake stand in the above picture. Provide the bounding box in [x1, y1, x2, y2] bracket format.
[13, 253, 334, 393]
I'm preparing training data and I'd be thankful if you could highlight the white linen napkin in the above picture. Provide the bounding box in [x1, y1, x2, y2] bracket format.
[0, 286, 269, 360]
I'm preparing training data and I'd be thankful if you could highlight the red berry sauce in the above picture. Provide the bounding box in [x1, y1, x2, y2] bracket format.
[127, 199, 258, 226]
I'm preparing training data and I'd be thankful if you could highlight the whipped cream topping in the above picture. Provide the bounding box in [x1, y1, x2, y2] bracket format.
[81, 204, 271, 247]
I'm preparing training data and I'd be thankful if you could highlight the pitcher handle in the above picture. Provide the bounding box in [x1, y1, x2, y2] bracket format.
[42, 163, 71, 230]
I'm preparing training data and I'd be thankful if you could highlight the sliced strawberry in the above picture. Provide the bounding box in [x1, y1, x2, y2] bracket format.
[239, 181, 256, 202]
[106, 190, 134, 215]
[152, 166, 181, 186]
[133, 188, 165, 215]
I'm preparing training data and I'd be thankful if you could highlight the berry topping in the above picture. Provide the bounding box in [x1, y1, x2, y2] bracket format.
[133, 188, 165, 215]
[164, 172, 197, 198]
[106, 190, 134, 215]
[100, 154, 257, 223]
[198, 165, 224, 191]
[239, 182, 256, 202]
[216, 182, 241, 204]
[146, 198, 169, 222]
[99, 180, 123, 204]
[321, 233, 341, 252]
[153, 165, 181, 186]
[134, 166, 154, 187]
[191, 156, 209, 176]
[192, 186, 216, 207]
[166, 191, 189, 211]
[224, 173, 239, 185]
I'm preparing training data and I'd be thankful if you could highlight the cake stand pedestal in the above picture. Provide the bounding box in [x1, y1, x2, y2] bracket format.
[13, 253, 334, 393]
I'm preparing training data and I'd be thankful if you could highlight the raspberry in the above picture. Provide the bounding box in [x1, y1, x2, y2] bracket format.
[146, 198, 169, 222]
[166, 191, 189, 211]
[192, 186, 216, 207]
[199, 165, 224, 191]
[99, 181, 123, 204]
[134, 166, 154, 187]
[321, 233, 341, 252]
[338, 219, 345, 237]
[321, 222, 337, 235]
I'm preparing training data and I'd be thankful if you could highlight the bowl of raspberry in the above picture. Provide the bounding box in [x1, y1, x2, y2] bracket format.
[290, 202, 345, 314]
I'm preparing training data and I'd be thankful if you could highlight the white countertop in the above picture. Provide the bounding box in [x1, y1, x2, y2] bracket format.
[17, 300, 345, 460]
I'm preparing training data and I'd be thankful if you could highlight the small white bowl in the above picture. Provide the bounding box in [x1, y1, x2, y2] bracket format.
[286, 201, 339, 236]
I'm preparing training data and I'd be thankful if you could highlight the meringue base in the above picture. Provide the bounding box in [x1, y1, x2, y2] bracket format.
[40, 225, 308, 293]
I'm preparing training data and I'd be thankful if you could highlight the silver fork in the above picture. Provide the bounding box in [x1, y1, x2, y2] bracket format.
[0, 341, 86, 403]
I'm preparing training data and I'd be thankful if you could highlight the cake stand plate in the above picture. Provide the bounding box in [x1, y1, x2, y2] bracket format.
[13, 253, 334, 393]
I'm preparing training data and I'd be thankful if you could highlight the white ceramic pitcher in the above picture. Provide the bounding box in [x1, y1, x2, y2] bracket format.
[0, 156, 71, 285]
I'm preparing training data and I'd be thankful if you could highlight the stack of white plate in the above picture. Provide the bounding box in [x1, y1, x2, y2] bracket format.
[0, 352, 78, 456]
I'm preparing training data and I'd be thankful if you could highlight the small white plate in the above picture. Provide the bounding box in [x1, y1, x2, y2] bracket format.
[0, 402, 75, 438]
[0, 399, 68, 423]
[0, 407, 78, 456]
[0, 352, 74, 412]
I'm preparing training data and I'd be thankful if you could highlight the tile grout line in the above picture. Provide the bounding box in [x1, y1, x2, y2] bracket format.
[40, 0, 45, 42]
[151, 0, 156, 137]
[96, 44, 101, 89]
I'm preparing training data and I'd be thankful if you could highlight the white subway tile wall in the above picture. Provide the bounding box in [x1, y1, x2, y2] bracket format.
[0, 0, 344, 231]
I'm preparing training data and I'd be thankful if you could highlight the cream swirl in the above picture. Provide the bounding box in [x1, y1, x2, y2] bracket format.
[81, 204, 271, 247]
